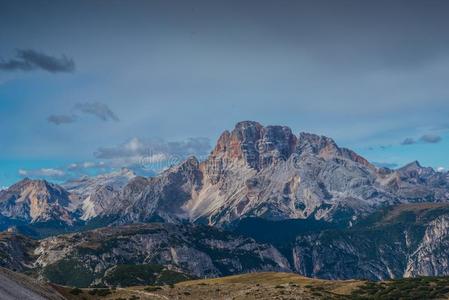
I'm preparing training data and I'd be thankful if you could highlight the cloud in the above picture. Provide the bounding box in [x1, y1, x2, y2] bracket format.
[18, 137, 211, 183]
[401, 134, 442, 145]
[0, 49, 75, 73]
[94, 137, 211, 173]
[18, 168, 66, 179]
[47, 114, 77, 125]
[401, 138, 416, 145]
[94, 137, 211, 159]
[67, 161, 106, 171]
[74, 102, 119, 122]
[437, 167, 446, 172]
[419, 134, 442, 144]
[47, 102, 119, 125]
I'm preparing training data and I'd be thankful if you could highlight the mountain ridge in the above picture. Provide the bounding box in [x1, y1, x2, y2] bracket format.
[1, 121, 448, 231]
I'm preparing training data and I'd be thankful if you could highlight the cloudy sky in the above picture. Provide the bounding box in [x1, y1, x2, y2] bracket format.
[1, 0, 449, 186]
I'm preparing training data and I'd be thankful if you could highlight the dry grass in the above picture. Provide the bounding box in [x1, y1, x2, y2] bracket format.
[56, 272, 365, 300]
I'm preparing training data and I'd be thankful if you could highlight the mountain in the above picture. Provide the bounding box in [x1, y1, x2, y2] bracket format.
[2, 121, 448, 230]
[2, 120, 449, 283]
[95, 121, 449, 227]
[62, 168, 135, 220]
[383, 160, 449, 202]
[0, 169, 136, 235]
[0, 178, 74, 226]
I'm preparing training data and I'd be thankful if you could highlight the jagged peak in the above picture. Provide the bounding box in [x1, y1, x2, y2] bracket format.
[234, 120, 263, 130]
[209, 121, 372, 169]
[398, 161, 424, 172]
[298, 132, 339, 150]
[9, 177, 52, 190]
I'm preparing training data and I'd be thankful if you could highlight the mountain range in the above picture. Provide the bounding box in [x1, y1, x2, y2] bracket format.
[1, 121, 449, 285]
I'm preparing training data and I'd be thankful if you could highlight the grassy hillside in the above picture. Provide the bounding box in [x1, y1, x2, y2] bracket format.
[55, 272, 449, 300]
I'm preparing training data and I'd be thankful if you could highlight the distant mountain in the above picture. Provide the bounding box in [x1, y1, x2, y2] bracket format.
[0, 178, 73, 225]
[63, 168, 135, 220]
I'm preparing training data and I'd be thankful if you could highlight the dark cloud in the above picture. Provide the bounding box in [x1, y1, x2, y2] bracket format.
[47, 102, 119, 125]
[420, 134, 442, 144]
[401, 138, 416, 145]
[401, 134, 442, 145]
[74, 102, 119, 122]
[47, 114, 77, 125]
[0, 49, 75, 73]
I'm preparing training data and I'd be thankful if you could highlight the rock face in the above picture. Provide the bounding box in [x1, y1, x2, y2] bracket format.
[287, 203, 449, 280]
[33, 223, 290, 287]
[404, 214, 449, 277]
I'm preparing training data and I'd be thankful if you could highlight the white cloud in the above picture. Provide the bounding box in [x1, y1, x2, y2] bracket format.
[94, 137, 211, 160]
[19, 168, 66, 179]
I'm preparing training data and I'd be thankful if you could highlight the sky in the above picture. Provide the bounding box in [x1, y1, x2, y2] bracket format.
[1, 0, 449, 187]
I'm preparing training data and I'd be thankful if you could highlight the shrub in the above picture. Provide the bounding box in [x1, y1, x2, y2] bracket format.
[144, 286, 162, 292]
[69, 288, 83, 295]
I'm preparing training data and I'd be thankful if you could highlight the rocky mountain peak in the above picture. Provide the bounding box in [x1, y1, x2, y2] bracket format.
[210, 121, 297, 171]
[0, 179, 72, 224]
[297, 132, 371, 167]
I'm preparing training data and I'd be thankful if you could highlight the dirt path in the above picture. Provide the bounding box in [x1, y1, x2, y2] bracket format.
[117, 287, 170, 300]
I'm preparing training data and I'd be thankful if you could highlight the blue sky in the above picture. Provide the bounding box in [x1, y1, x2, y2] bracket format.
[1, 0, 449, 187]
